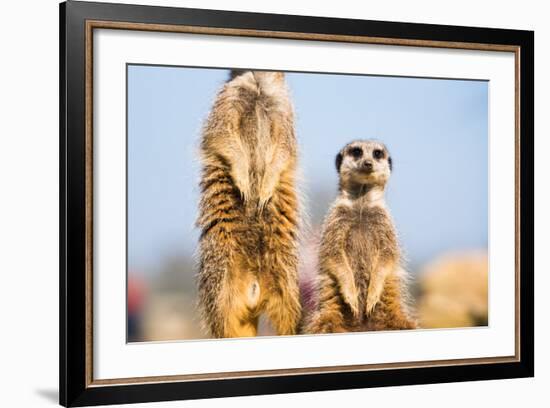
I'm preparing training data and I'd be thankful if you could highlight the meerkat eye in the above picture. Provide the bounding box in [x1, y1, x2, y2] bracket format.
[373, 149, 384, 159]
[349, 147, 363, 159]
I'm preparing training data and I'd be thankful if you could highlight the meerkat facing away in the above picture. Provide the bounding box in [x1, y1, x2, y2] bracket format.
[305, 140, 417, 334]
[196, 70, 301, 338]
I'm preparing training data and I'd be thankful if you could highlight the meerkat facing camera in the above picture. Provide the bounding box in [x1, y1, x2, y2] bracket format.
[305, 140, 417, 333]
[197, 70, 301, 338]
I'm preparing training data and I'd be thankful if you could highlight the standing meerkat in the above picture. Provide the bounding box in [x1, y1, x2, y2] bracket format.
[306, 140, 417, 333]
[197, 70, 301, 338]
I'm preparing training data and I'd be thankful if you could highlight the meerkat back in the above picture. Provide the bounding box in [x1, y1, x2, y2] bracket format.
[197, 70, 301, 338]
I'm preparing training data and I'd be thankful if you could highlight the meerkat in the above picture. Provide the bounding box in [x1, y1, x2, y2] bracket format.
[305, 140, 417, 334]
[196, 70, 301, 338]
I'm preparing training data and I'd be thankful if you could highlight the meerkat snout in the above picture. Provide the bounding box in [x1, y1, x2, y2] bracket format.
[362, 160, 373, 172]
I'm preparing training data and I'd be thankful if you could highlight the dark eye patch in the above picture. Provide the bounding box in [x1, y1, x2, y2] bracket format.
[373, 149, 384, 159]
[349, 147, 363, 159]
[335, 152, 343, 172]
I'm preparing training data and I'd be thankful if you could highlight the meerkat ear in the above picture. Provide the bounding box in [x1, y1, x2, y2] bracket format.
[388, 156, 393, 171]
[335, 152, 343, 173]
[228, 69, 247, 81]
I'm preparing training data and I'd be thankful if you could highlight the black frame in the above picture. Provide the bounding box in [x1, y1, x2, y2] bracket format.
[60, 1, 534, 406]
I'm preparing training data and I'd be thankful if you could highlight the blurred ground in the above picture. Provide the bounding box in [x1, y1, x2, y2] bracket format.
[416, 251, 488, 328]
[128, 248, 488, 342]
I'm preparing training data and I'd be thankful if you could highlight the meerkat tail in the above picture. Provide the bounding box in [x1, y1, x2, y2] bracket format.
[196, 165, 244, 338]
[196, 237, 232, 338]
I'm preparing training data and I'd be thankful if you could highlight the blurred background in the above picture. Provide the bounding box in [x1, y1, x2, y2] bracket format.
[127, 65, 488, 342]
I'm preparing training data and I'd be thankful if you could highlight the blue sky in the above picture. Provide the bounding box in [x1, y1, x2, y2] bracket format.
[127, 65, 488, 274]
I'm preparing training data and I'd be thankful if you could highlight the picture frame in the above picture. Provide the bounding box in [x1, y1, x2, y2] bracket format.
[59, 1, 534, 406]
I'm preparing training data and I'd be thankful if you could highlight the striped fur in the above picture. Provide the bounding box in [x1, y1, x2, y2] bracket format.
[197, 71, 301, 338]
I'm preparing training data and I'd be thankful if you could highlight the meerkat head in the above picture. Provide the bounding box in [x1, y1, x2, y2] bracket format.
[335, 140, 392, 193]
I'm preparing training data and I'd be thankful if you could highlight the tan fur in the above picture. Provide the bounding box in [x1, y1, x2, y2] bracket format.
[305, 140, 417, 333]
[197, 70, 301, 338]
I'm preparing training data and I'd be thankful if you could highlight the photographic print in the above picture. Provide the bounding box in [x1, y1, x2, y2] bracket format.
[60, 2, 533, 405]
[126, 66, 488, 342]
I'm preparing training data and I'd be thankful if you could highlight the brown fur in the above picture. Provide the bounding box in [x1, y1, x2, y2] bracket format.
[305, 140, 417, 333]
[197, 71, 301, 338]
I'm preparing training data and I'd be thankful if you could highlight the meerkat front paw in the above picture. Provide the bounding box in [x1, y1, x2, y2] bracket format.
[258, 177, 277, 211]
[233, 173, 251, 203]
[366, 265, 392, 315]
[227, 156, 252, 203]
[365, 294, 380, 315]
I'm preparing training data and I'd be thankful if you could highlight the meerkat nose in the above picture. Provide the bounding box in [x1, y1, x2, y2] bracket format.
[363, 161, 373, 171]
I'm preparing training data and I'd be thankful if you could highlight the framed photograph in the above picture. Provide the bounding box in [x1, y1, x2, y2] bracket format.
[60, 1, 534, 406]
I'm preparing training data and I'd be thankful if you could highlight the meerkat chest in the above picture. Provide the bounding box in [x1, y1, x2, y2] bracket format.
[347, 207, 398, 265]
